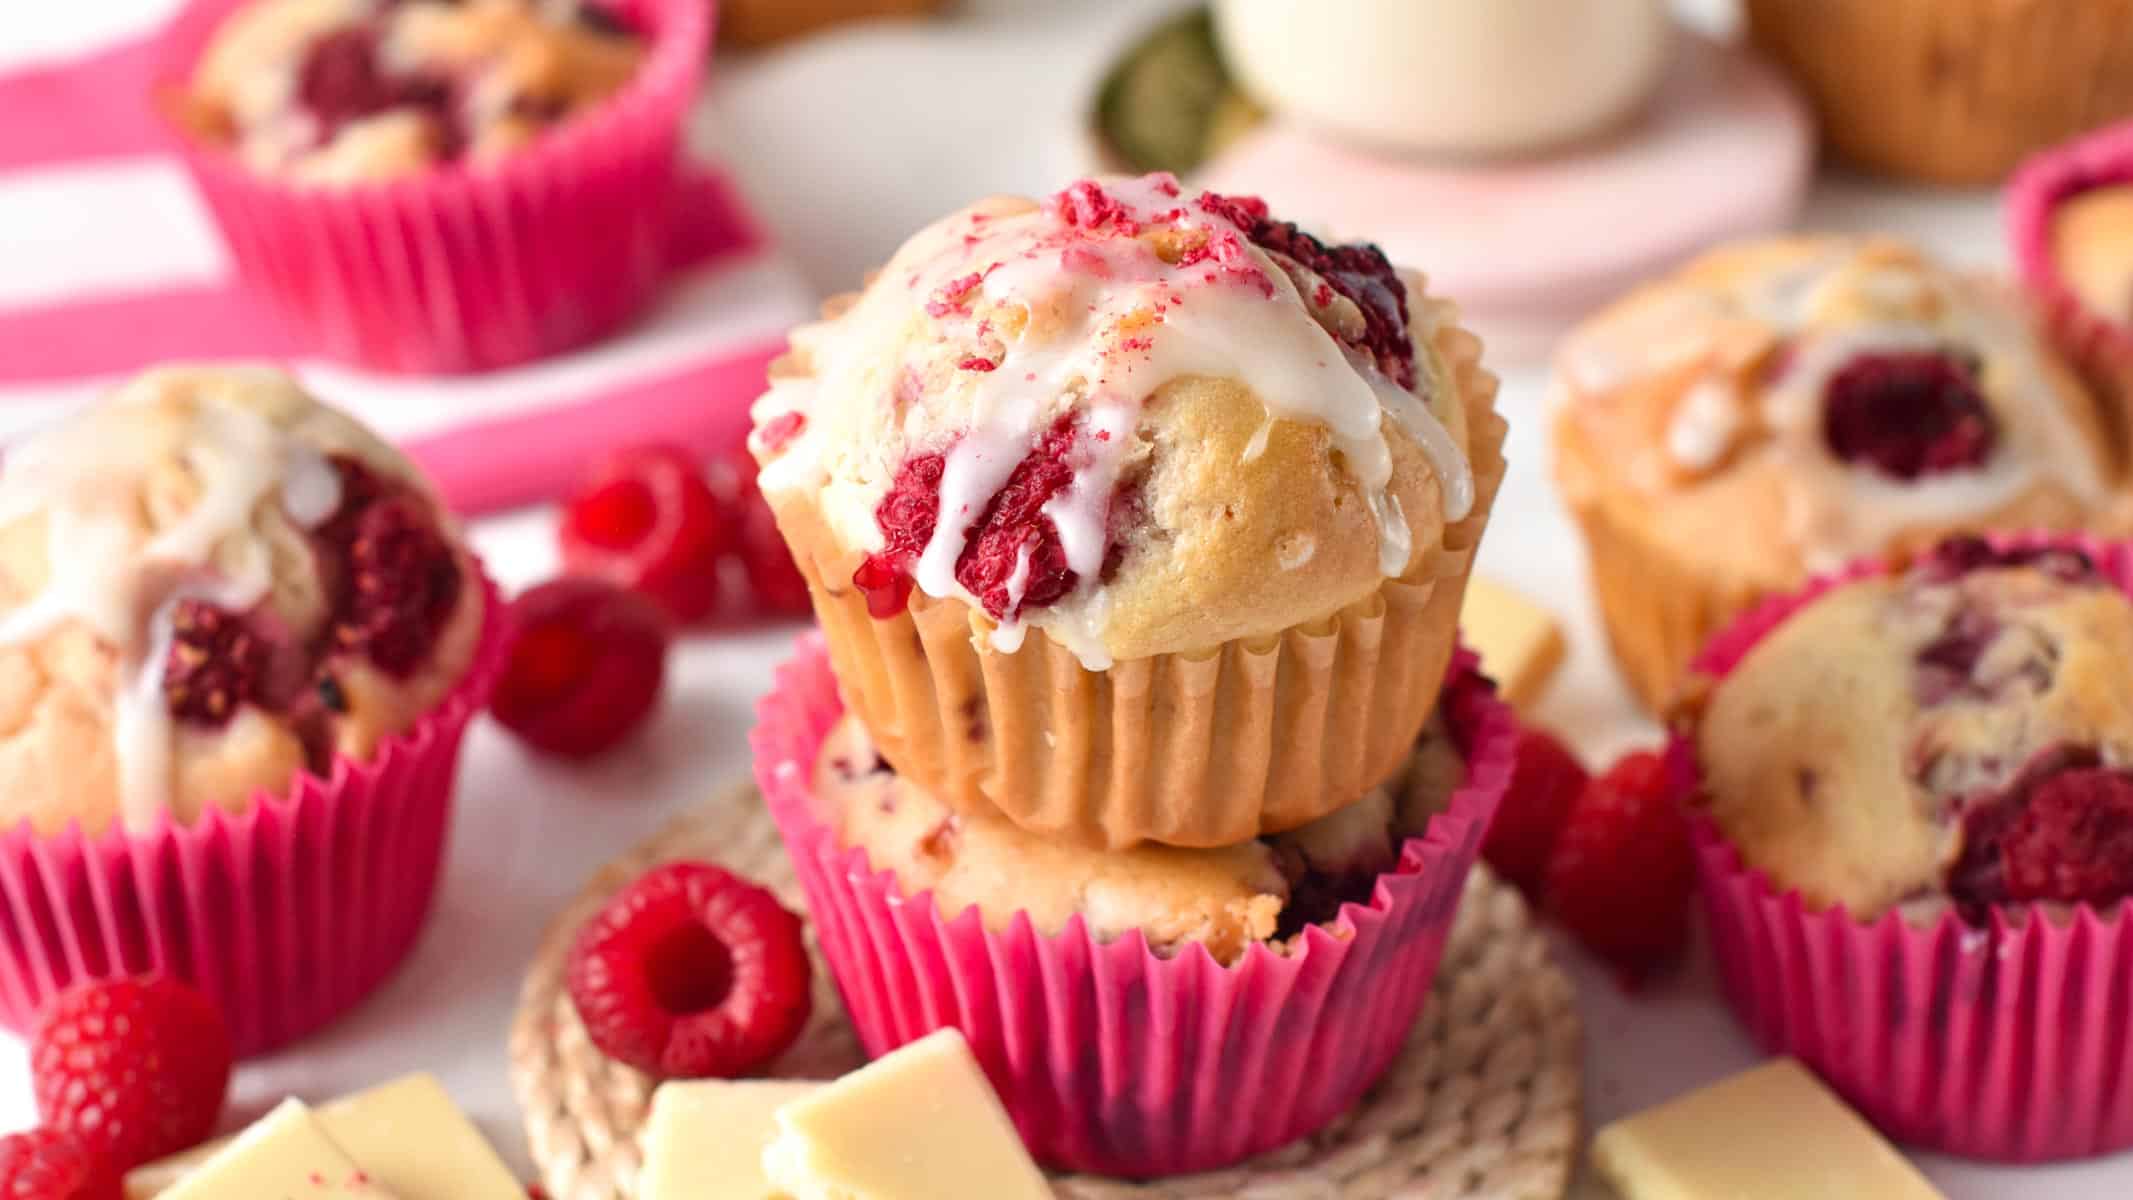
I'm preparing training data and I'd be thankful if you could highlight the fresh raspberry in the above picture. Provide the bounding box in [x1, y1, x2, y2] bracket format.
[492, 578, 669, 759]
[161, 602, 275, 726]
[1912, 534, 2098, 586]
[31, 977, 232, 1173]
[953, 414, 1082, 619]
[334, 496, 464, 676]
[566, 861, 812, 1078]
[855, 452, 945, 618]
[1822, 351, 1998, 480]
[0, 1129, 120, 1200]
[1198, 191, 1415, 389]
[1543, 750, 1695, 986]
[736, 490, 811, 616]
[1482, 729, 1590, 897]
[560, 445, 733, 624]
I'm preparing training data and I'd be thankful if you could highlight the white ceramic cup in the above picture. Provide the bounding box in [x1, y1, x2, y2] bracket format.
[1212, 0, 1675, 157]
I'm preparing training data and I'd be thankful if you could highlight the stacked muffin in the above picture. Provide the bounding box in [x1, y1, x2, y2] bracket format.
[746, 174, 1512, 1175]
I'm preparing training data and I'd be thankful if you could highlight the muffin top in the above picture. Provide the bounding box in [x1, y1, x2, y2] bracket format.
[1691, 538, 2133, 920]
[811, 712, 1467, 963]
[750, 173, 1495, 667]
[0, 366, 483, 837]
[1553, 237, 2116, 590]
[186, 0, 643, 184]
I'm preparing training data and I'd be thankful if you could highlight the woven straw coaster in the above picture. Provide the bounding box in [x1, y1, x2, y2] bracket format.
[510, 781, 1583, 1200]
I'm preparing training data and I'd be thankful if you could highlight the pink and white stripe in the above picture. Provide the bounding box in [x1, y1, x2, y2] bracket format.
[0, 2, 811, 515]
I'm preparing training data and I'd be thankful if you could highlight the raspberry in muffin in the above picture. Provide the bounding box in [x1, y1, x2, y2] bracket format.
[750, 174, 1505, 848]
[1687, 536, 2133, 920]
[809, 711, 1469, 964]
[1553, 236, 2120, 711]
[184, 0, 644, 184]
[0, 365, 484, 836]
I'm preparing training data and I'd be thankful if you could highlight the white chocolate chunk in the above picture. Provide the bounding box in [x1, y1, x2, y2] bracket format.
[158, 1100, 397, 1199]
[1593, 1060, 1946, 1200]
[641, 1080, 823, 1200]
[127, 1075, 519, 1200]
[1459, 575, 1566, 708]
[762, 1030, 1052, 1200]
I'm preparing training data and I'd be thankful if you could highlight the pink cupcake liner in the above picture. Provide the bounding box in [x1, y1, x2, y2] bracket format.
[1677, 530, 2133, 1161]
[2007, 122, 2133, 430]
[154, 0, 712, 374]
[0, 572, 506, 1058]
[752, 635, 1516, 1178]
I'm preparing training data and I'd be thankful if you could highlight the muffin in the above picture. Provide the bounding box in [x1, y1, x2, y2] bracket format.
[812, 710, 1467, 965]
[1552, 236, 2120, 712]
[1677, 532, 2133, 1161]
[183, 0, 644, 184]
[756, 635, 1516, 1176]
[0, 365, 502, 1054]
[750, 174, 1505, 849]
[156, 0, 708, 371]
[1744, 0, 2133, 185]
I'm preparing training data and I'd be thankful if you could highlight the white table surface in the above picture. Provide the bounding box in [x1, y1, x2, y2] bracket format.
[2, 1, 2127, 1196]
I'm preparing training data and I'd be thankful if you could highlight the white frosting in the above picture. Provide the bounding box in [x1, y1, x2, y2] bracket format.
[1556, 242, 2112, 568]
[0, 373, 343, 832]
[751, 175, 1472, 668]
[1213, 0, 1673, 156]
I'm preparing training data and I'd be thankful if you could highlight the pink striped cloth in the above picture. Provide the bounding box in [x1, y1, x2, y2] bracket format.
[0, 4, 813, 516]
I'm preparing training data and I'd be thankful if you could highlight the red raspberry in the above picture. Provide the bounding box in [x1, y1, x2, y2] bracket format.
[566, 861, 812, 1078]
[1481, 729, 1590, 897]
[0, 1129, 119, 1200]
[1995, 762, 2133, 905]
[1822, 351, 1998, 480]
[736, 492, 811, 616]
[295, 28, 460, 155]
[560, 445, 733, 624]
[1912, 534, 2098, 586]
[492, 578, 669, 760]
[855, 452, 945, 618]
[953, 414, 1082, 620]
[31, 977, 232, 1172]
[335, 496, 464, 677]
[1543, 750, 1695, 986]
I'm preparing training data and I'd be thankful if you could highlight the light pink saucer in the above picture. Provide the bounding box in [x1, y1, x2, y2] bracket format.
[1192, 34, 1814, 360]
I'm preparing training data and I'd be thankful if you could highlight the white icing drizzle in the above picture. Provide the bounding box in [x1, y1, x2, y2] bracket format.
[748, 175, 1473, 667]
[1558, 241, 2113, 567]
[0, 378, 343, 832]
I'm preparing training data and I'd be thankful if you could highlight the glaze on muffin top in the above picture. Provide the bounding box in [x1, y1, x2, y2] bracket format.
[748, 174, 1491, 667]
[1691, 537, 2133, 920]
[186, 0, 643, 184]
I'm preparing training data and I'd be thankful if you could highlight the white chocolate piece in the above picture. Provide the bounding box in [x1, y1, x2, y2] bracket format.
[158, 1100, 397, 1199]
[762, 1030, 1052, 1200]
[641, 1080, 823, 1200]
[126, 1075, 519, 1200]
[1459, 576, 1566, 709]
[1213, 0, 1673, 156]
[1592, 1060, 1945, 1200]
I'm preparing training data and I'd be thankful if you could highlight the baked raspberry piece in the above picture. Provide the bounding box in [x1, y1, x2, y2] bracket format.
[1482, 729, 1590, 897]
[953, 414, 1083, 619]
[492, 578, 669, 759]
[295, 27, 460, 154]
[31, 977, 232, 1172]
[566, 861, 812, 1078]
[1198, 190, 1416, 389]
[334, 495, 464, 676]
[1544, 749, 1695, 985]
[1822, 351, 1998, 480]
[855, 452, 945, 618]
[0, 1129, 120, 1200]
[1948, 746, 2133, 907]
[1912, 533, 2099, 586]
[161, 602, 279, 726]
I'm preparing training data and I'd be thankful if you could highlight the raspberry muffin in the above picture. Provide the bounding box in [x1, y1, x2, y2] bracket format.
[750, 174, 1505, 849]
[0, 365, 500, 1054]
[1552, 236, 2119, 711]
[184, 0, 644, 184]
[1678, 533, 2133, 1160]
[758, 636, 1515, 1175]
[811, 710, 1467, 965]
